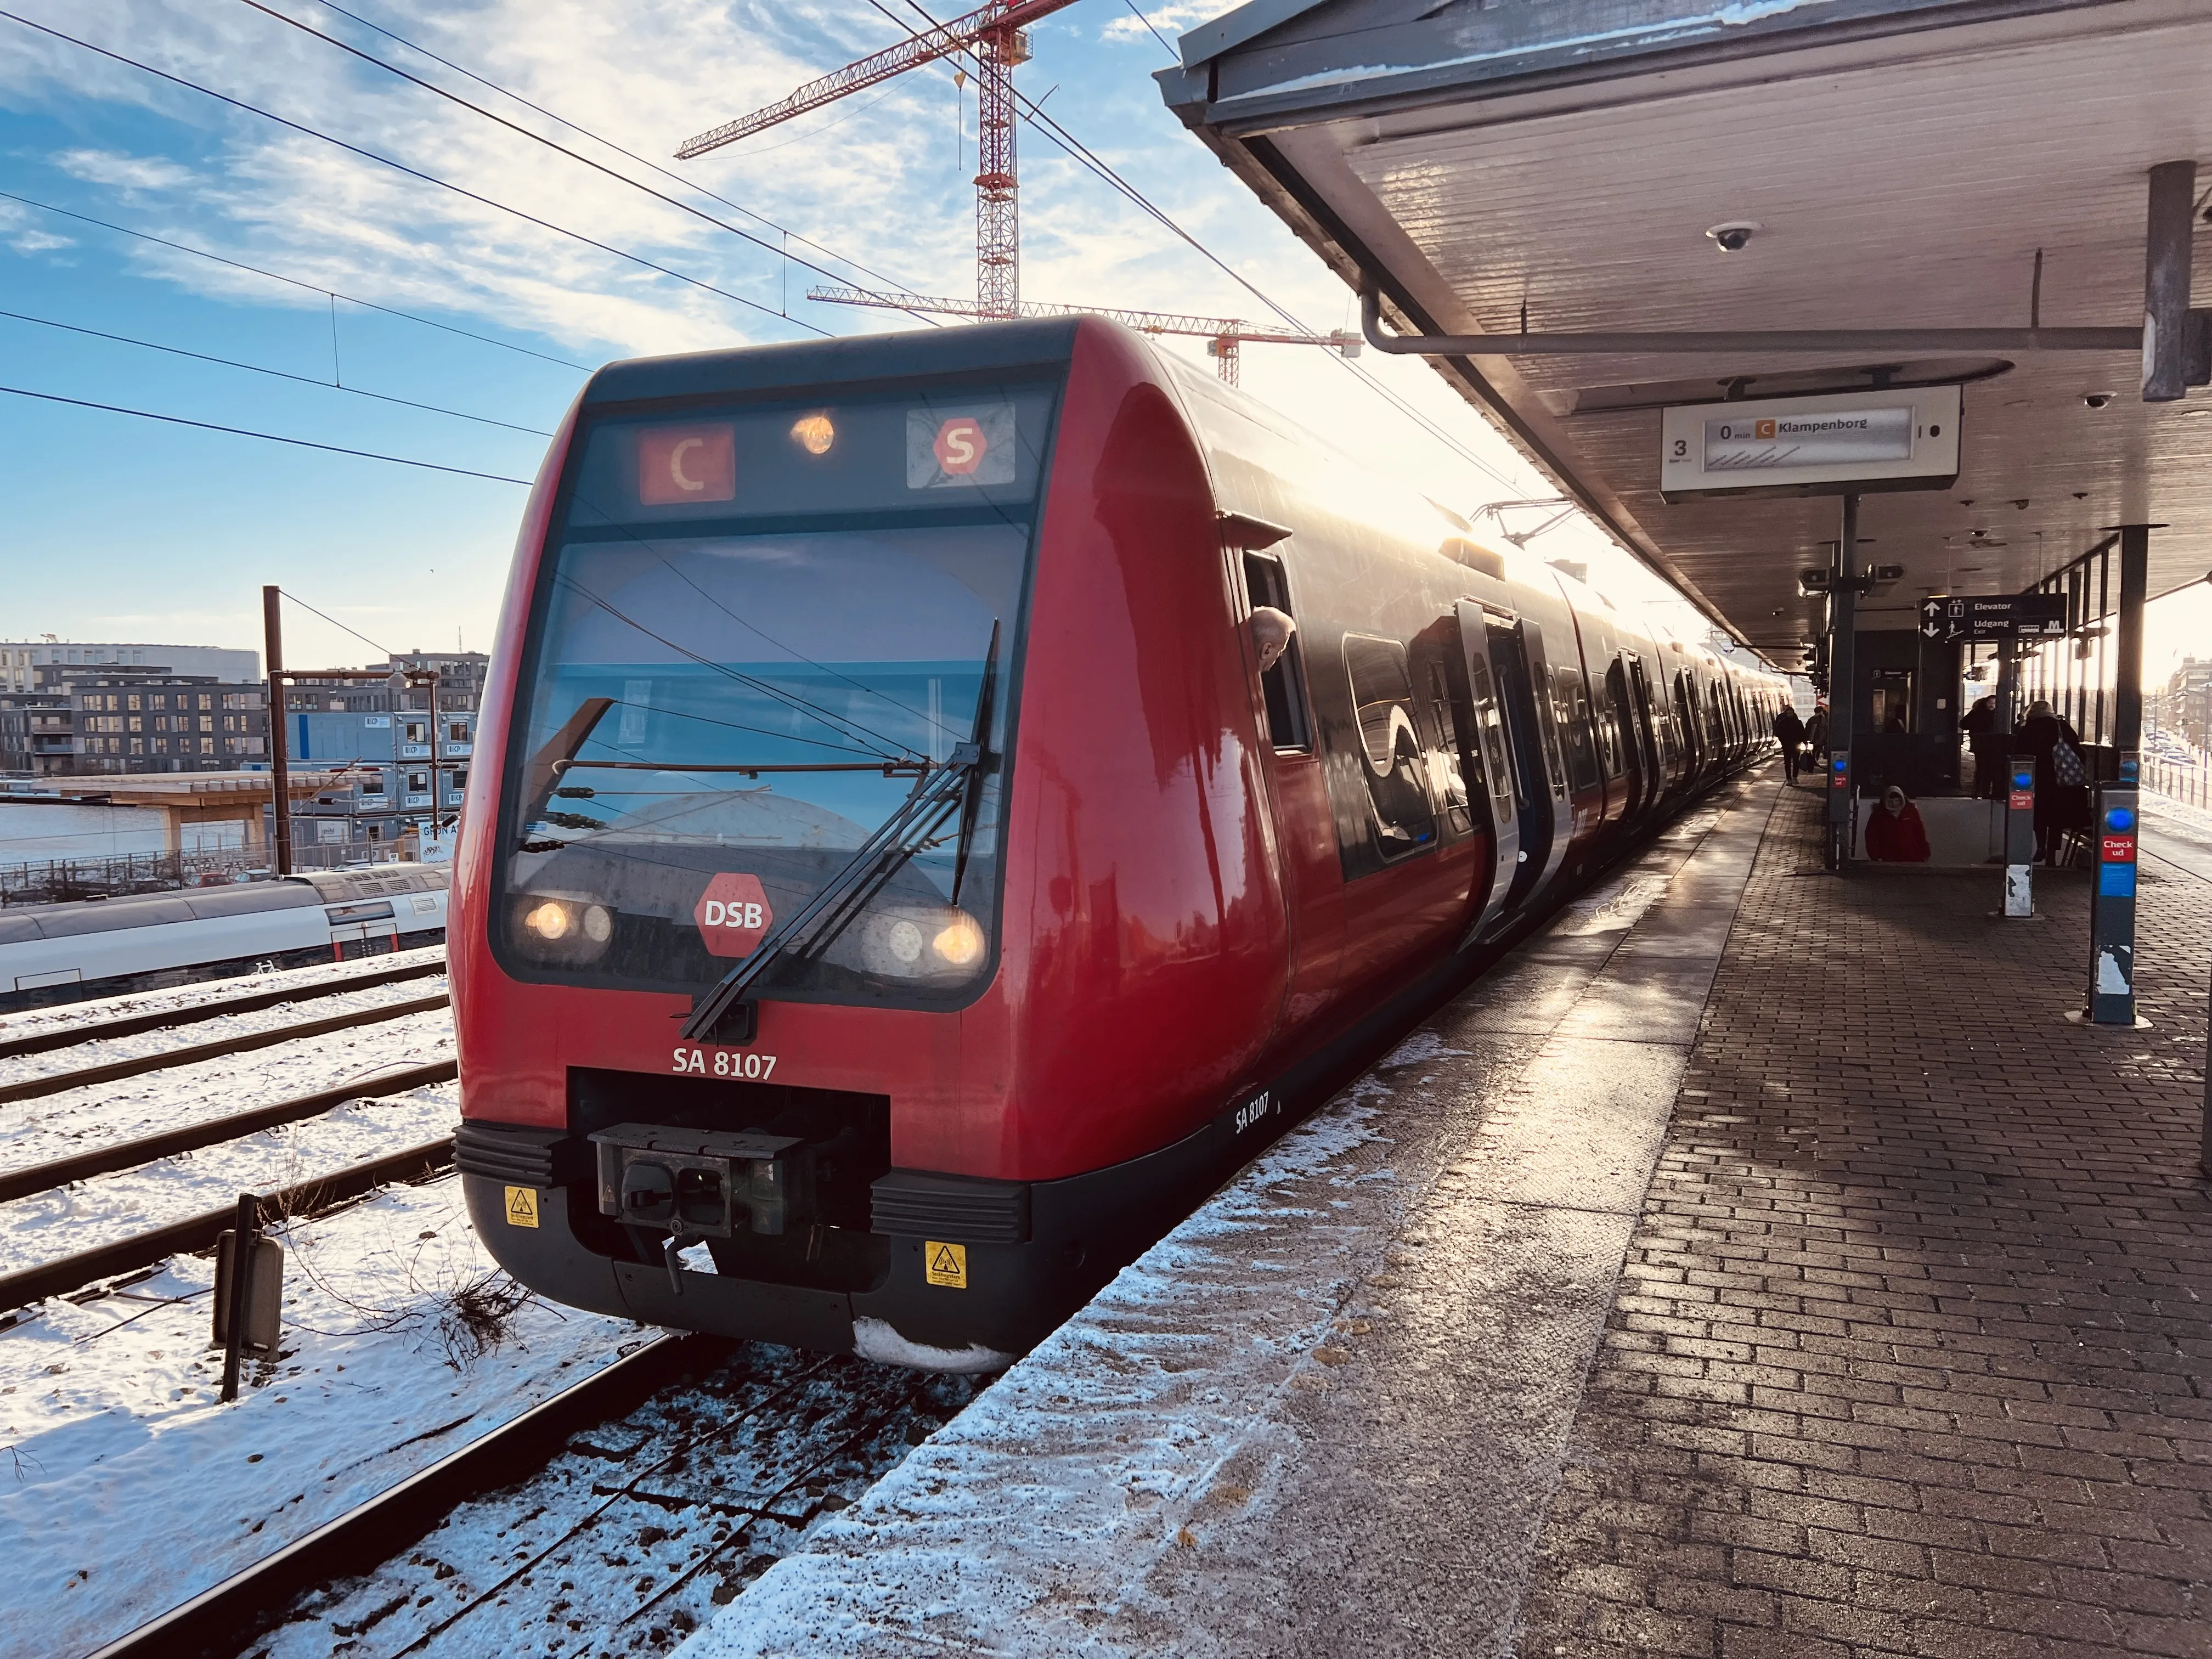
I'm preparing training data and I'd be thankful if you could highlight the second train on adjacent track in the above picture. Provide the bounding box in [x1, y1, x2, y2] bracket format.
[454, 317, 1786, 1367]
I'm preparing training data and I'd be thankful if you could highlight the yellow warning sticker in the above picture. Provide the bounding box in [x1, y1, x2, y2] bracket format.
[924, 1239, 967, 1289]
[504, 1185, 540, 1228]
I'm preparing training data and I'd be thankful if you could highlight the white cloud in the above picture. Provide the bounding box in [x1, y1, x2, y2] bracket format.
[0, 200, 73, 253]
[52, 146, 198, 190]
[1100, 3, 1238, 44]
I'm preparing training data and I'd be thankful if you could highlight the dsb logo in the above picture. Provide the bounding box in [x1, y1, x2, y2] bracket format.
[693, 873, 773, 958]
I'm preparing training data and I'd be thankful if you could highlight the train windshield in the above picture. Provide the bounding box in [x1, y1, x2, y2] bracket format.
[498, 382, 1054, 1006]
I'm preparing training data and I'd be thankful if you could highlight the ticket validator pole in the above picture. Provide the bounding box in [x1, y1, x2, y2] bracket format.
[2085, 526, 2152, 1023]
[1996, 635, 2035, 916]
[1824, 493, 1859, 871]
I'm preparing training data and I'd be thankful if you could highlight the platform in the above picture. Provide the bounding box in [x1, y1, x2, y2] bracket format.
[676, 771, 2212, 1658]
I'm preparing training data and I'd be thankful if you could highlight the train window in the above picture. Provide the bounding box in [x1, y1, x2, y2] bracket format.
[1551, 668, 1600, 792]
[1242, 552, 1312, 752]
[1341, 634, 1438, 861]
[1424, 662, 1473, 835]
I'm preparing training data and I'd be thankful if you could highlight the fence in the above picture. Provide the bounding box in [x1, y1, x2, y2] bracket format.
[2143, 758, 2209, 811]
[0, 846, 270, 907]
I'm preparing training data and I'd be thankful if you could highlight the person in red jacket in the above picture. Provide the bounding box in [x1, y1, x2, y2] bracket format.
[1864, 784, 1931, 862]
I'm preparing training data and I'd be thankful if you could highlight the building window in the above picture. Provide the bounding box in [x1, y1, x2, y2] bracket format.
[198, 694, 212, 711]
[129, 737, 143, 754]
[127, 695, 142, 712]
[128, 716, 142, 733]
[200, 736, 215, 754]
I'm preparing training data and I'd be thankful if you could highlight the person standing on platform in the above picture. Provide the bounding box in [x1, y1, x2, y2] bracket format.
[2016, 698, 2091, 865]
[1864, 785, 1931, 862]
[1961, 693, 2000, 798]
[1772, 703, 1807, 783]
[1805, 701, 1828, 763]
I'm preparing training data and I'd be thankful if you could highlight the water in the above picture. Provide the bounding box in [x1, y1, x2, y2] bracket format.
[0, 802, 246, 865]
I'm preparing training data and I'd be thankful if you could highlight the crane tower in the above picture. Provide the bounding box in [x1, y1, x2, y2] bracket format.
[677, 1, 1079, 318]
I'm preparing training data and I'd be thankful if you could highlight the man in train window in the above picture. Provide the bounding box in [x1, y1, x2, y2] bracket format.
[1249, 606, 1295, 673]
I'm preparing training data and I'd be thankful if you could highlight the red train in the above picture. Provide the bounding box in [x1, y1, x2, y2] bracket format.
[454, 317, 1785, 1368]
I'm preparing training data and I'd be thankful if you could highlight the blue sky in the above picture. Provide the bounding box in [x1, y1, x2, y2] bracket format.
[0, 1, 1833, 669]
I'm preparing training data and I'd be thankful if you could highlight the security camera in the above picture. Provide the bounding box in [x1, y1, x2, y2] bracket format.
[2083, 392, 2113, 409]
[1705, 221, 1762, 253]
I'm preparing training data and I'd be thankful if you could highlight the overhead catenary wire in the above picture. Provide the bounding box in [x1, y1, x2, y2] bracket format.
[867, 0, 1526, 492]
[0, 9, 828, 336]
[278, 587, 397, 661]
[232, 0, 947, 330]
[0, 189, 589, 371]
[0, 307, 552, 436]
[301, 0, 936, 316]
[0, 385, 529, 484]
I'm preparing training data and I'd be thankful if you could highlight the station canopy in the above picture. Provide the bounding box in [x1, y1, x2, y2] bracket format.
[1160, 0, 2212, 664]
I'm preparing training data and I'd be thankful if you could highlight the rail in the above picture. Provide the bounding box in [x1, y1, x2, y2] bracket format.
[0, 1060, 456, 1204]
[0, 990, 450, 1104]
[0, 1136, 454, 1311]
[0, 954, 444, 1060]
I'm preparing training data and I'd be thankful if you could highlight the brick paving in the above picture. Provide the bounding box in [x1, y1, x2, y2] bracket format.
[1514, 781, 2212, 1658]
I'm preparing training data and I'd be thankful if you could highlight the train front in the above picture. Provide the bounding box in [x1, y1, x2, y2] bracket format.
[452, 328, 1076, 1369]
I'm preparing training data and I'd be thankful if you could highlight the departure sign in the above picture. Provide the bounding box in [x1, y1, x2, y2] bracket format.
[1704, 407, 1913, 471]
[907, 405, 1017, 488]
[638, 424, 736, 505]
[1660, 386, 1961, 500]
[694, 873, 772, 957]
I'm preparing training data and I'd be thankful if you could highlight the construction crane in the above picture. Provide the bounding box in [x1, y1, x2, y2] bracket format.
[808, 285, 1362, 385]
[677, 1, 1080, 319]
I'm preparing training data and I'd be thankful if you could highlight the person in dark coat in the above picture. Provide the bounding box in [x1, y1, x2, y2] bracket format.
[1771, 704, 1807, 783]
[1804, 702, 1828, 765]
[1960, 694, 2000, 798]
[1864, 784, 1931, 862]
[2015, 698, 2091, 864]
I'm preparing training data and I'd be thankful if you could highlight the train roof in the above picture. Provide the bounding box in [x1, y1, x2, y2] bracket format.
[582, 317, 1085, 410]
[0, 864, 447, 944]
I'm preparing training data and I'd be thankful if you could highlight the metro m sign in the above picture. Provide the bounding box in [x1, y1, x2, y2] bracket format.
[694, 873, 772, 958]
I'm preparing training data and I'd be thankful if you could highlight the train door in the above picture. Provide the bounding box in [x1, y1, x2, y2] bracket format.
[1453, 601, 1520, 941]
[1675, 669, 1704, 782]
[1625, 656, 1664, 810]
[1520, 621, 1577, 888]
[1489, 617, 1568, 905]
[1604, 658, 1646, 817]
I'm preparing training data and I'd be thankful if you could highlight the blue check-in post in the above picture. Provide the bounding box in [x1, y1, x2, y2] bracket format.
[2002, 757, 2035, 918]
[2087, 774, 2139, 1024]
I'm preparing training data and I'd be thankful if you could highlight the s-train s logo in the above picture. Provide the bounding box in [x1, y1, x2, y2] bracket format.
[694, 872, 773, 957]
[637, 422, 736, 506]
[933, 415, 988, 475]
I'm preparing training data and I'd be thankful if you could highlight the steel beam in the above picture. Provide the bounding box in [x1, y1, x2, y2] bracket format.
[1361, 289, 2138, 357]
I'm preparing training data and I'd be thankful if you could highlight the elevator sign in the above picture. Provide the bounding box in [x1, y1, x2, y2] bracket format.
[1660, 385, 1962, 500]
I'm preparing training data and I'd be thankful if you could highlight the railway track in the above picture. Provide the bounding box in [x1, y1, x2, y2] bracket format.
[0, 954, 445, 1062]
[0, 1059, 456, 1204]
[92, 1334, 983, 1659]
[0, 1135, 455, 1312]
[0, 990, 451, 1105]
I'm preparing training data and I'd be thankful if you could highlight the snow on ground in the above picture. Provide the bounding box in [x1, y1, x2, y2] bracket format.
[0, 944, 444, 1051]
[0, 1078, 460, 1276]
[0, 1007, 454, 1221]
[0, 967, 447, 1094]
[0, 1173, 644, 1659]
[670, 1084, 1400, 1659]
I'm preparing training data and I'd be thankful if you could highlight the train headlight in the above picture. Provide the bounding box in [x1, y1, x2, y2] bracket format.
[931, 912, 984, 967]
[516, 895, 613, 961]
[853, 905, 988, 980]
[790, 413, 834, 455]
[524, 900, 571, 940]
[885, 918, 925, 964]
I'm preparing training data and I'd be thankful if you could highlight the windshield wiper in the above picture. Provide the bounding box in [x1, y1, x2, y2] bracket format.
[681, 620, 1002, 1042]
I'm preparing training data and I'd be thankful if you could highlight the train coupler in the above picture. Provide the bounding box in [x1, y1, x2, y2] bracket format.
[590, 1124, 806, 1243]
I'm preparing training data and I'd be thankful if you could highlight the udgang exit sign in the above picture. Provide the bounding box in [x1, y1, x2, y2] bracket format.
[1659, 385, 1962, 501]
